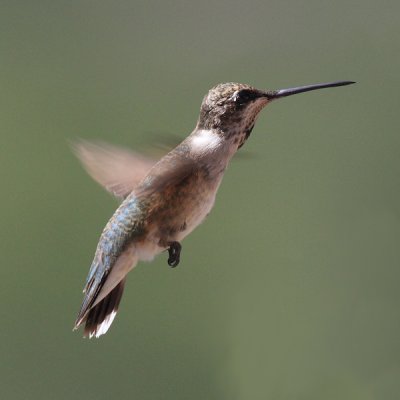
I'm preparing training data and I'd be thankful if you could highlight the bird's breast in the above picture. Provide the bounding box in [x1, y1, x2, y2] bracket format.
[144, 166, 223, 247]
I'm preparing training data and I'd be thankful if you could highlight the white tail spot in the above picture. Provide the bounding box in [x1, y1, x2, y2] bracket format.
[89, 310, 117, 338]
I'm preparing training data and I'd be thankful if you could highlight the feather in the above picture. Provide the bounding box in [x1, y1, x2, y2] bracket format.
[83, 278, 126, 338]
[71, 140, 157, 199]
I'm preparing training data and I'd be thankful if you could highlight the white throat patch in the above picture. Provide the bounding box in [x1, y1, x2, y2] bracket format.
[190, 129, 221, 153]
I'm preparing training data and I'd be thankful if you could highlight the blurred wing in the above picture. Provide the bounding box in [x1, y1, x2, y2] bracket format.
[72, 140, 157, 199]
[134, 143, 196, 198]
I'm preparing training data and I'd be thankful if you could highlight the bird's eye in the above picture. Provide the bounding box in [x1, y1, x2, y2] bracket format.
[233, 89, 254, 104]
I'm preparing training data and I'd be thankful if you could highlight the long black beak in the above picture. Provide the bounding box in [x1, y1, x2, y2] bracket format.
[266, 80, 355, 100]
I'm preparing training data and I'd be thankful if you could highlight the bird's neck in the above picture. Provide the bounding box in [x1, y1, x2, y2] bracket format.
[187, 127, 240, 160]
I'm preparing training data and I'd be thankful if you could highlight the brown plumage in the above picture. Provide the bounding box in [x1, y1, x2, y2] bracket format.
[73, 80, 355, 337]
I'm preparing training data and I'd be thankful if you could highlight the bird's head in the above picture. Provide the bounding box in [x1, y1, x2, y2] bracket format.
[196, 81, 355, 149]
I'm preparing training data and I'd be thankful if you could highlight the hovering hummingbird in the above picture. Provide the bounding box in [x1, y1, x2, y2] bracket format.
[73, 80, 355, 338]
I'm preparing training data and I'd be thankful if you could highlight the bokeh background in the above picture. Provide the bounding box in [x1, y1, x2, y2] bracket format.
[1, 1, 399, 399]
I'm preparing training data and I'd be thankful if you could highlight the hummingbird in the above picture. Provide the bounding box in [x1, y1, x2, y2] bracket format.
[73, 80, 355, 338]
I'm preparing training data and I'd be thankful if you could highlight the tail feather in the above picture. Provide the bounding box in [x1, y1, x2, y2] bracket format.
[82, 278, 126, 338]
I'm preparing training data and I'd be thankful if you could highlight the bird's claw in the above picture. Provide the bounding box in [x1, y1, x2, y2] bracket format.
[168, 241, 182, 267]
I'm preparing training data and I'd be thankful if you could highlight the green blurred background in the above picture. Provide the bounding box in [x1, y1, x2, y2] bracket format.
[1, 1, 399, 399]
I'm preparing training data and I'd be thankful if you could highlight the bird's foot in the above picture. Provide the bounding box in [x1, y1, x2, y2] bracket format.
[167, 241, 182, 267]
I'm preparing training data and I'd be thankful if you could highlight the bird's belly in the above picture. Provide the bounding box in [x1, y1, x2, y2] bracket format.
[135, 191, 216, 262]
[178, 191, 216, 238]
[134, 240, 164, 261]
[140, 172, 222, 258]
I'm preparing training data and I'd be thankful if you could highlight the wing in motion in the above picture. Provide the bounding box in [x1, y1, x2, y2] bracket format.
[73, 140, 197, 337]
[72, 140, 157, 198]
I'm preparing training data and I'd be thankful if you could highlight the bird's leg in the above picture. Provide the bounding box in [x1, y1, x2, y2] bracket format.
[167, 241, 182, 268]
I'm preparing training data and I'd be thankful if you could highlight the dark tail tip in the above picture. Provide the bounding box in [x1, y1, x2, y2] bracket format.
[75, 279, 126, 338]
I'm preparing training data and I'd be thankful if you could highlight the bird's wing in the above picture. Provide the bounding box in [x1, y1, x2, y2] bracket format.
[74, 196, 144, 328]
[72, 140, 157, 199]
[74, 243, 138, 329]
[135, 142, 196, 197]
[74, 142, 196, 330]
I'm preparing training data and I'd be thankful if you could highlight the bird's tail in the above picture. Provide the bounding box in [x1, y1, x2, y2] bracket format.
[81, 278, 126, 339]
